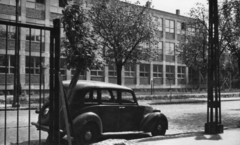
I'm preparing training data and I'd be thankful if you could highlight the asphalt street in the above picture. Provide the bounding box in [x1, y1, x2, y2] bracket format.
[0, 100, 239, 144]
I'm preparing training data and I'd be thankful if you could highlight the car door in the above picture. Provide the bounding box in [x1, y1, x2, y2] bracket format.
[98, 89, 120, 132]
[118, 90, 142, 131]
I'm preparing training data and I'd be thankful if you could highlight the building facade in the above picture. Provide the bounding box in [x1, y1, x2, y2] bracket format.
[0, 0, 190, 92]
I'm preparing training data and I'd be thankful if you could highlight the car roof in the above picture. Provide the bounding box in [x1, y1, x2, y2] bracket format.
[62, 80, 132, 91]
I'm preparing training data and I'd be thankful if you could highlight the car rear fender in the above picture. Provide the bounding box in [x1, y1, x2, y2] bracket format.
[139, 112, 168, 132]
[72, 112, 103, 134]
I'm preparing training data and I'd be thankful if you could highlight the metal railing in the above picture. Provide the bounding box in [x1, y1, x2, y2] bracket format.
[0, 19, 61, 145]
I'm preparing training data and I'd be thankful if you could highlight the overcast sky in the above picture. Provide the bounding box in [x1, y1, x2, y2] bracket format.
[127, 0, 209, 16]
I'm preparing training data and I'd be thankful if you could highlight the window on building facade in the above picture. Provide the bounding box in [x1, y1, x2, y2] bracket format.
[91, 67, 103, 76]
[177, 22, 186, 34]
[109, 65, 117, 77]
[154, 16, 163, 31]
[140, 64, 149, 77]
[153, 41, 163, 60]
[165, 19, 175, 33]
[0, 25, 16, 39]
[0, 55, 15, 74]
[153, 65, 162, 78]
[26, 28, 45, 42]
[166, 65, 175, 79]
[125, 65, 135, 77]
[26, 0, 45, 10]
[26, 56, 43, 74]
[178, 66, 185, 78]
[165, 42, 175, 55]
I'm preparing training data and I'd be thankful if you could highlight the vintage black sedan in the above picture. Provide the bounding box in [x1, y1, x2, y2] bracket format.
[32, 80, 168, 145]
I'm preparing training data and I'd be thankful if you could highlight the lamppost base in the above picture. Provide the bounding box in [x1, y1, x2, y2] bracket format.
[205, 122, 224, 134]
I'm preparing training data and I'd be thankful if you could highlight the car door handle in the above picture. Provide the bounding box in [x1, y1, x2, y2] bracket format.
[119, 106, 125, 109]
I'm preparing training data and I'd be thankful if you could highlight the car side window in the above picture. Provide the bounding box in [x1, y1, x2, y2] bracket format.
[121, 90, 136, 104]
[84, 89, 98, 104]
[101, 89, 118, 104]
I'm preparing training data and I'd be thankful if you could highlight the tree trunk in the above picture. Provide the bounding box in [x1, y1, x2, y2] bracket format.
[66, 67, 82, 102]
[116, 63, 122, 85]
[59, 67, 81, 129]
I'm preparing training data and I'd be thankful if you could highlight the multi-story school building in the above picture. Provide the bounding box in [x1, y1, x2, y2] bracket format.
[0, 0, 193, 92]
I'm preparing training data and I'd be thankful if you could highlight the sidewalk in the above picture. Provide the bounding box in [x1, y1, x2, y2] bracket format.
[132, 128, 240, 145]
[0, 96, 239, 111]
[93, 128, 240, 145]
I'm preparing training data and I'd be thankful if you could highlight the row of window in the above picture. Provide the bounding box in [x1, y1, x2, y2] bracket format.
[153, 16, 186, 34]
[0, 55, 186, 79]
[0, 25, 45, 42]
[26, 0, 65, 7]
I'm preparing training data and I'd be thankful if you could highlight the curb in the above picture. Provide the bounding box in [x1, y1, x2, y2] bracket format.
[1, 98, 239, 111]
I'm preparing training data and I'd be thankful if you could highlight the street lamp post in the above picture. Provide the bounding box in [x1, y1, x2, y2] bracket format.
[205, 0, 223, 134]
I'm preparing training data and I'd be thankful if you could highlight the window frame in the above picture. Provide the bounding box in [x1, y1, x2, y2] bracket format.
[109, 65, 117, 77]
[124, 65, 135, 77]
[165, 42, 175, 55]
[166, 65, 175, 79]
[26, 56, 43, 74]
[153, 65, 163, 78]
[140, 64, 150, 78]
[91, 67, 103, 77]
[26, 28, 45, 42]
[165, 19, 175, 33]
[154, 16, 163, 31]
[177, 66, 186, 79]
[0, 55, 15, 74]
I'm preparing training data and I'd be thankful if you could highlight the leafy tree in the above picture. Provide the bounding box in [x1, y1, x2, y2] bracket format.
[89, 0, 159, 85]
[61, 3, 103, 101]
[222, 0, 240, 76]
[178, 2, 238, 88]
[177, 3, 209, 86]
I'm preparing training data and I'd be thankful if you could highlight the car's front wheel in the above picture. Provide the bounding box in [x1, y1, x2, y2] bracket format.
[151, 120, 166, 136]
[77, 123, 99, 145]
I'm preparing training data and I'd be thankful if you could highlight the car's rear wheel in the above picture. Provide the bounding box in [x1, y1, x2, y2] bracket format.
[151, 120, 166, 136]
[77, 123, 99, 145]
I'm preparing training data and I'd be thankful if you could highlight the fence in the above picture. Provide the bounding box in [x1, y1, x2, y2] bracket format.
[0, 19, 61, 145]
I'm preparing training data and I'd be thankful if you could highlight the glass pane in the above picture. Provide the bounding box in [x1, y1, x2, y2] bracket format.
[170, 21, 174, 28]
[0, 25, 6, 38]
[0, 68, 7, 73]
[125, 72, 130, 77]
[35, 57, 41, 67]
[35, 68, 41, 74]
[121, 91, 134, 103]
[166, 28, 170, 32]
[165, 20, 169, 27]
[10, 55, 15, 67]
[98, 71, 103, 76]
[0, 55, 7, 66]
[101, 90, 111, 101]
[130, 72, 134, 77]
[91, 71, 97, 76]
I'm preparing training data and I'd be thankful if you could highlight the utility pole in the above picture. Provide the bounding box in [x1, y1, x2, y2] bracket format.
[12, 0, 21, 107]
[205, 0, 223, 134]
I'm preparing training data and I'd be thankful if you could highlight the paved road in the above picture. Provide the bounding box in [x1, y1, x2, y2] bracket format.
[0, 100, 239, 144]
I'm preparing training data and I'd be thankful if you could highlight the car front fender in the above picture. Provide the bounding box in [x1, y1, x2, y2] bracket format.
[72, 112, 103, 134]
[139, 112, 168, 132]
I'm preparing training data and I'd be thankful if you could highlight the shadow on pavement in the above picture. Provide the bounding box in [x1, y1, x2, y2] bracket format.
[136, 132, 201, 143]
[195, 132, 222, 140]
